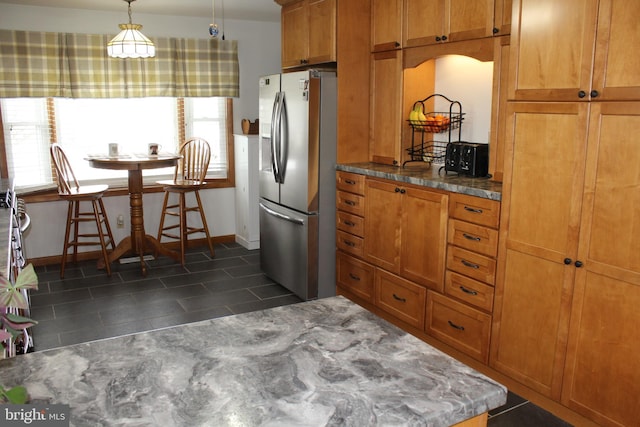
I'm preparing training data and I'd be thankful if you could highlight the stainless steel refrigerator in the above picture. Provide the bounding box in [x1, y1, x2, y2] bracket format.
[258, 70, 337, 301]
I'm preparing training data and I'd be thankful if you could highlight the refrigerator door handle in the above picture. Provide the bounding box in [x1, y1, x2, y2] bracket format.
[260, 202, 305, 225]
[278, 92, 288, 184]
[270, 93, 281, 183]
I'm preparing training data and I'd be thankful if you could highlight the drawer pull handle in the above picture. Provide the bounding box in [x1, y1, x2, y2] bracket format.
[345, 179, 356, 185]
[344, 240, 356, 247]
[392, 293, 406, 303]
[462, 233, 481, 242]
[464, 206, 483, 214]
[349, 273, 361, 281]
[461, 259, 480, 269]
[459, 286, 478, 295]
[448, 320, 465, 331]
[343, 220, 355, 227]
[344, 200, 356, 206]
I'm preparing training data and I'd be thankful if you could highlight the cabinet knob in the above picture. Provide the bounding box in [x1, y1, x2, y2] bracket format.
[575, 260, 584, 268]
[590, 90, 599, 98]
[564, 258, 572, 265]
[493, 27, 499, 34]
[441, 35, 448, 41]
[400, 188, 406, 194]
[435, 36, 441, 42]
[578, 90, 587, 98]
[394, 41, 400, 48]
[395, 187, 401, 193]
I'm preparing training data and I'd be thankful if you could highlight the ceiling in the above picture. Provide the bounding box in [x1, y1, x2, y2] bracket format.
[0, 0, 281, 22]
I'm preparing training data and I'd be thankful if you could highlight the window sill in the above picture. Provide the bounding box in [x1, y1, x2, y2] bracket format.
[19, 178, 235, 204]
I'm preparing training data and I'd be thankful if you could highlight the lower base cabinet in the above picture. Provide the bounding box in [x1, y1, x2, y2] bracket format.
[375, 268, 426, 330]
[426, 291, 492, 364]
[336, 251, 374, 303]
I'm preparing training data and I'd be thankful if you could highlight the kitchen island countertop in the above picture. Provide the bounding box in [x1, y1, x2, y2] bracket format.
[0, 296, 506, 426]
[337, 162, 502, 201]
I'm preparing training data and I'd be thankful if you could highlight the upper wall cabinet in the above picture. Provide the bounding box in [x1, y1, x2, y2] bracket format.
[509, 0, 640, 101]
[371, 0, 403, 52]
[280, 0, 337, 69]
[403, 0, 495, 48]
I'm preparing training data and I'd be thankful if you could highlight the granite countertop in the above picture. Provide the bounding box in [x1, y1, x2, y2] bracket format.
[337, 162, 502, 201]
[0, 296, 506, 426]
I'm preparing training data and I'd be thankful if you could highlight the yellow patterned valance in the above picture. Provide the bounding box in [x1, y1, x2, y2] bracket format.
[0, 30, 239, 98]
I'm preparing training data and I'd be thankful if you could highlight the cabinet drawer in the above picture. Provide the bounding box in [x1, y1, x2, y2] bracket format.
[445, 270, 495, 312]
[446, 246, 496, 285]
[448, 219, 498, 257]
[337, 190, 365, 216]
[337, 211, 364, 237]
[375, 269, 426, 330]
[336, 251, 374, 303]
[449, 193, 500, 229]
[336, 171, 365, 195]
[426, 291, 491, 363]
[336, 230, 364, 257]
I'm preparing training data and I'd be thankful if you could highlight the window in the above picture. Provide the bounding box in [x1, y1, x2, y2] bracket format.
[0, 97, 232, 191]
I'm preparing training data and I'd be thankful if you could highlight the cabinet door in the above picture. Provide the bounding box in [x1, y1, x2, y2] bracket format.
[509, 0, 599, 101]
[371, 0, 403, 52]
[561, 103, 640, 426]
[491, 102, 589, 399]
[404, 0, 493, 48]
[448, 0, 494, 42]
[493, 0, 512, 36]
[370, 50, 403, 165]
[281, 1, 308, 68]
[403, 0, 445, 48]
[591, 0, 640, 101]
[308, 0, 336, 65]
[401, 186, 448, 292]
[364, 179, 402, 273]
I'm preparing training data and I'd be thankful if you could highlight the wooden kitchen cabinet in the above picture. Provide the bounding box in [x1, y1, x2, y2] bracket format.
[403, 0, 495, 48]
[336, 171, 366, 258]
[371, 0, 403, 52]
[491, 102, 588, 399]
[364, 177, 448, 292]
[280, 0, 336, 69]
[560, 102, 640, 427]
[370, 50, 403, 165]
[509, 0, 640, 102]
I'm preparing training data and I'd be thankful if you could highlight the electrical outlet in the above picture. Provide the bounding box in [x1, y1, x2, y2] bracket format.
[116, 214, 125, 228]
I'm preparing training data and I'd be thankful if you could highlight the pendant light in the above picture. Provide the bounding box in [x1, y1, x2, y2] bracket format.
[107, 0, 155, 59]
[209, 0, 225, 40]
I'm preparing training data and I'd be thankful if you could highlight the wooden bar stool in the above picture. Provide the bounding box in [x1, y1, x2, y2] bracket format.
[156, 137, 215, 265]
[50, 143, 115, 278]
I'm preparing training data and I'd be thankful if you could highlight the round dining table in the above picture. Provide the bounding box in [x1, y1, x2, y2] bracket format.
[86, 153, 182, 275]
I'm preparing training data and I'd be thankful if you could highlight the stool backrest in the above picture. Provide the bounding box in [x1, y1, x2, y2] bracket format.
[176, 137, 211, 183]
[50, 143, 80, 195]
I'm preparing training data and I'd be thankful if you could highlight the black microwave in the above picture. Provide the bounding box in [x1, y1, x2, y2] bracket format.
[444, 142, 489, 178]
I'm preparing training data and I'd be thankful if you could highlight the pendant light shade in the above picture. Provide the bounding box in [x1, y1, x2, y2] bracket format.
[107, 0, 155, 58]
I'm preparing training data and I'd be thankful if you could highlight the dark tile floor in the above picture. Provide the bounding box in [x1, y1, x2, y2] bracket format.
[28, 242, 572, 426]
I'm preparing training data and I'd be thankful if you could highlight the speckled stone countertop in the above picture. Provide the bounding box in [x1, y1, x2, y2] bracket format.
[337, 162, 502, 201]
[0, 296, 506, 426]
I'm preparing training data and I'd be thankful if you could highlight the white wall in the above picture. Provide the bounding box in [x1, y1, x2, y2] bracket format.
[0, 4, 281, 259]
[434, 55, 494, 144]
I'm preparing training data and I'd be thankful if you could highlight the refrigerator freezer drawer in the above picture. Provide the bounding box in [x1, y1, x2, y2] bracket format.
[259, 199, 318, 300]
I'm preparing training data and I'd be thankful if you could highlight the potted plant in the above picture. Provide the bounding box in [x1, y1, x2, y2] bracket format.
[0, 263, 38, 404]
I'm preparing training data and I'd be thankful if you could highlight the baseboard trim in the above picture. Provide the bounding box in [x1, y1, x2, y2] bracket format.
[27, 235, 237, 267]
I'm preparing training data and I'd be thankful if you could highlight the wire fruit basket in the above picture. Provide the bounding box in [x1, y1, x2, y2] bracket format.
[404, 94, 464, 166]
